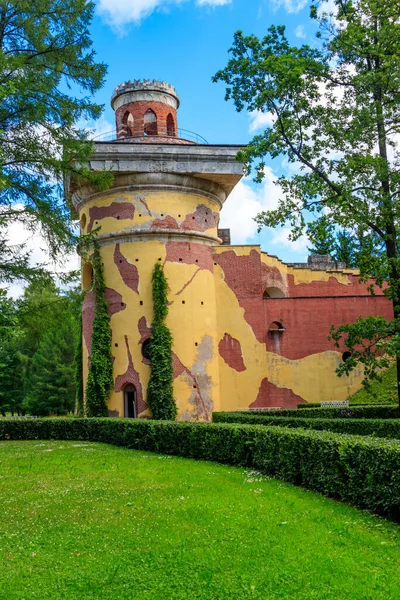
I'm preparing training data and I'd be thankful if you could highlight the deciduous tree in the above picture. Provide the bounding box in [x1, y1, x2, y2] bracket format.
[214, 0, 400, 405]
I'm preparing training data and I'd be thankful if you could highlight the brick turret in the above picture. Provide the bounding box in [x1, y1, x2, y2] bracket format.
[112, 79, 181, 141]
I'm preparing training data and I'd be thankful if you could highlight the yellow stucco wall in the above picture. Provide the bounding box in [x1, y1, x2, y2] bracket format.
[81, 194, 368, 419]
[81, 187, 221, 420]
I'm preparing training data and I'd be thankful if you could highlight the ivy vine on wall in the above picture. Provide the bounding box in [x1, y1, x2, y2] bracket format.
[147, 262, 177, 420]
[85, 245, 114, 417]
[74, 311, 84, 415]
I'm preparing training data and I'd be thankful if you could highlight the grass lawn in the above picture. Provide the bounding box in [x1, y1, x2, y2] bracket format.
[1, 441, 399, 600]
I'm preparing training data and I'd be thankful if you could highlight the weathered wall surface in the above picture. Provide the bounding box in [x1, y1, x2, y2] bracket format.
[211, 247, 393, 410]
[81, 187, 221, 421]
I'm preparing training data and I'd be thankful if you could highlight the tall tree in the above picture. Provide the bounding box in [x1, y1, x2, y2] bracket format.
[25, 316, 77, 416]
[214, 0, 400, 405]
[307, 215, 336, 256]
[0, 0, 111, 283]
[335, 230, 357, 267]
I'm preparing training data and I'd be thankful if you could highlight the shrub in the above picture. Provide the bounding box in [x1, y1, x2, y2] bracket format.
[234, 405, 400, 419]
[212, 413, 400, 439]
[1, 418, 400, 519]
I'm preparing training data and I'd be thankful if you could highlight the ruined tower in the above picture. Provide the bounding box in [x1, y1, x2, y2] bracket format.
[71, 80, 243, 420]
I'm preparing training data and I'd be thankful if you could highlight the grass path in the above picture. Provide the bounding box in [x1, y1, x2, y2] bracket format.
[0, 441, 399, 599]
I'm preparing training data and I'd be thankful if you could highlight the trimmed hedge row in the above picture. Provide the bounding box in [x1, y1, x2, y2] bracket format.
[236, 405, 400, 419]
[212, 412, 400, 439]
[1, 418, 400, 519]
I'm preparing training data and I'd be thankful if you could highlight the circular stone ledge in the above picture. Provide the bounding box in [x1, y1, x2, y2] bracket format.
[71, 172, 227, 212]
[94, 228, 222, 249]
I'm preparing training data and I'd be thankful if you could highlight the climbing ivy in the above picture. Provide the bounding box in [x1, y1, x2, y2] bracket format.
[74, 312, 84, 415]
[147, 262, 177, 420]
[85, 245, 113, 417]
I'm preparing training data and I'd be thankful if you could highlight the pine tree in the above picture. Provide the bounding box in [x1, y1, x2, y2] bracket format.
[307, 215, 336, 256]
[0, 0, 111, 283]
[26, 318, 77, 416]
[335, 230, 357, 267]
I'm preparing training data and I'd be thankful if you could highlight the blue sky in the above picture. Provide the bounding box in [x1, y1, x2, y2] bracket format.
[88, 0, 319, 261]
[7, 0, 321, 297]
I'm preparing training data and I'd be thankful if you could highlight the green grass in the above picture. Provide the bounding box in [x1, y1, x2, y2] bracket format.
[1, 441, 400, 600]
[349, 364, 397, 405]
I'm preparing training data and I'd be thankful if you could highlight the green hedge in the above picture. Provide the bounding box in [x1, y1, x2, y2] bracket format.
[234, 405, 400, 419]
[1, 418, 400, 519]
[212, 412, 400, 439]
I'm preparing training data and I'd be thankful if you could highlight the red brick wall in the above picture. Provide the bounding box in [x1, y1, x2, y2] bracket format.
[288, 273, 387, 297]
[115, 101, 178, 138]
[264, 295, 394, 360]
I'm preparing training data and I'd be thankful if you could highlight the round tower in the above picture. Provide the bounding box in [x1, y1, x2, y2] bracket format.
[71, 80, 243, 421]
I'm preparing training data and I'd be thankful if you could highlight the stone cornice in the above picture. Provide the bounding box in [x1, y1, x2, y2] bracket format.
[71, 172, 232, 211]
[79, 228, 221, 251]
[68, 142, 244, 208]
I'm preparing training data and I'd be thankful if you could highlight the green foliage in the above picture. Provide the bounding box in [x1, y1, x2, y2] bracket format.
[213, 0, 400, 401]
[0, 275, 81, 415]
[85, 246, 113, 417]
[2, 418, 400, 519]
[307, 215, 336, 256]
[25, 317, 77, 416]
[212, 413, 400, 439]
[147, 262, 176, 420]
[0, 0, 111, 283]
[224, 404, 399, 419]
[74, 313, 84, 415]
[349, 364, 398, 405]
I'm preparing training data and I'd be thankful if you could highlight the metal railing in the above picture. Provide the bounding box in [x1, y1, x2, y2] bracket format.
[91, 128, 208, 144]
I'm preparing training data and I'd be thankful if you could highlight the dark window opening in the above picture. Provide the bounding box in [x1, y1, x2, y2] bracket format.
[166, 113, 175, 136]
[342, 351, 352, 362]
[122, 112, 134, 136]
[80, 214, 86, 231]
[268, 321, 285, 332]
[263, 287, 285, 299]
[142, 338, 152, 360]
[82, 262, 93, 291]
[144, 109, 157, 135]
[124, 384, 136, 418]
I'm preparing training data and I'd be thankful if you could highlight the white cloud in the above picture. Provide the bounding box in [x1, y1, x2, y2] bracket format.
[271, 0, 308, 14]
[270, 226, 309, 255]
[3, 215, 80, 299]
[95, 0, 231, 30]
[249, 109, 275, 133]
[295, 24, 306, 38]
[197, 0, 230, 4]
[220, 166, 282, 244]
[85, 117, 115, 141]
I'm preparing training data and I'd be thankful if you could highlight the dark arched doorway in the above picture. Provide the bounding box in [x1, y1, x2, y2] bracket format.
[124, 384, 137, 418]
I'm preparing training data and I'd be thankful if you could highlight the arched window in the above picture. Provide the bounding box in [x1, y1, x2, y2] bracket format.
[80, 213, 87, 232]
[144, 109, 157, 136]
[142, 338, 152, 360]
[269, 321, 285, 331]
[124, 384, 137, 418]
[166, 113, 175, 136]
[263, 287, 285, 299]
[82, 262, 93, 291]
[122, 112, 134, 136]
